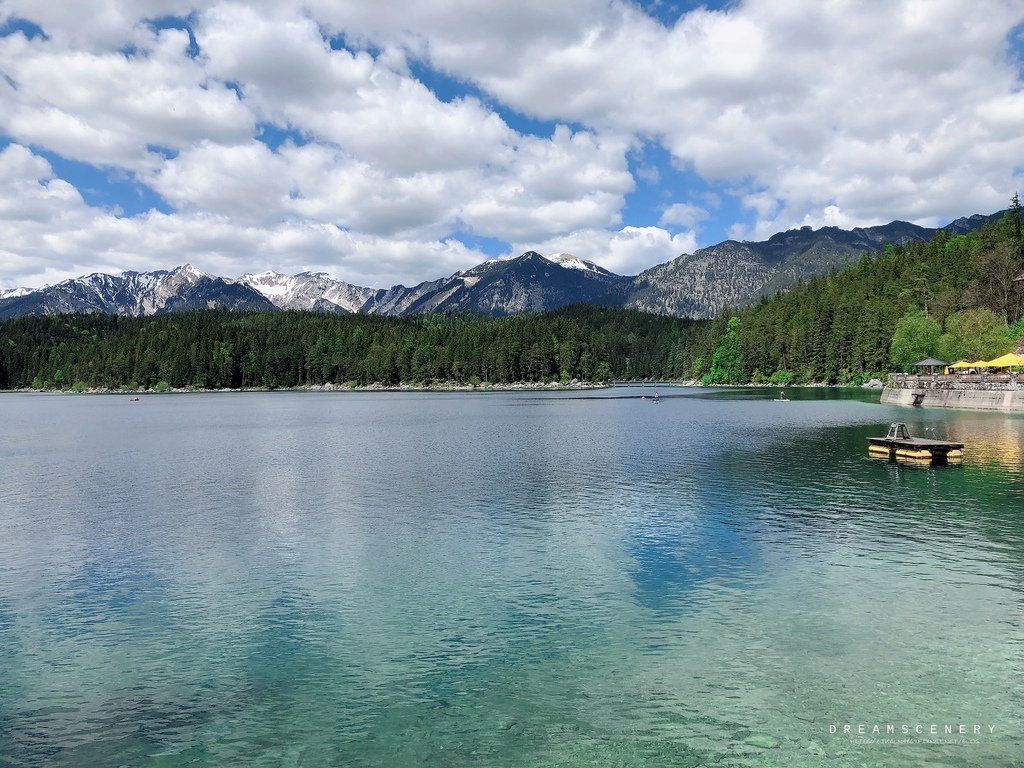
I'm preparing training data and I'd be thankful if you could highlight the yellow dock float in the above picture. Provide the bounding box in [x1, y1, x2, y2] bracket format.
[867, 423, 964, 464]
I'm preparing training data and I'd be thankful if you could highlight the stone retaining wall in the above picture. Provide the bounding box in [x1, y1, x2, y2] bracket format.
[882, 373, 1024, 412]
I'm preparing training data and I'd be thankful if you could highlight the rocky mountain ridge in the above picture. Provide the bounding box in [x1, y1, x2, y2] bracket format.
[0, 212, 1003, 321]
[0, 264, 275, 319]
[621, 215, 997, 316]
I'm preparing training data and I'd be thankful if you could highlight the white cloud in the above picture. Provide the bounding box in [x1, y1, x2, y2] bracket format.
[2, 0, 1024, 291]
[352, 0, 1024, 231]
[660, 202, 709, 229]
[635, 164, 660, 184]
[0, 144, 86, 223]
[149, 140, 292, 224]
[306, 0, 614, 75]
[195, 4, 521, 176]
[457, 128, 634, 241]
[0, 0, 196, 49]
[0, 22, 252, 172]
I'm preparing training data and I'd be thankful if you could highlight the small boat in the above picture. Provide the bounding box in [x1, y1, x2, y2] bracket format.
[129, 396, 140, 402]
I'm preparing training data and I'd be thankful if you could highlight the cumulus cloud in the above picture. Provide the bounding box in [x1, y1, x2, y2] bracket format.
[0, 0, 196, 49]
[0, 144, 86, 223]
[351, 0, 1024, 232]
[1, 0, 1023, 290]
[0, 23, 252, 172]
[660, 203, 709, 230]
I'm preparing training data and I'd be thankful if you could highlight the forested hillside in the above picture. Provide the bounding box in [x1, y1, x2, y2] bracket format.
[696, 200, 1024, 385]
[0, 305, 704, 390]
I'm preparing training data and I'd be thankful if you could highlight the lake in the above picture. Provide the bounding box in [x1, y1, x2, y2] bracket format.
[1, 388, 1022, 766]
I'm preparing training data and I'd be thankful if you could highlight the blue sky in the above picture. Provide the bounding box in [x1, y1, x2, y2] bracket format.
[1, 0, 1023, 291]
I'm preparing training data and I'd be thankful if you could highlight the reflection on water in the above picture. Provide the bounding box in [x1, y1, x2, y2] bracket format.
[1, 389, 1023, 767]
[951, 416, 1024, 470]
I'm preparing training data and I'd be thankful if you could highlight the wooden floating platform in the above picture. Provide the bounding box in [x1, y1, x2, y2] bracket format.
[867, 423, 963, 464]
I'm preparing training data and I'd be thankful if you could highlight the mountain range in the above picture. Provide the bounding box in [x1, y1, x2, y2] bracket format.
[0, 212, 1002, 321]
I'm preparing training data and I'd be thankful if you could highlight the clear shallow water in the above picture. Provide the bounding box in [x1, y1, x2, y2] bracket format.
[1, 388, 1023, 767]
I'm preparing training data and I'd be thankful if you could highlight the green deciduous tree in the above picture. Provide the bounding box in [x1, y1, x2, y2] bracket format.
[890, 309, 941, 368]
[937, 308, 1014, 363]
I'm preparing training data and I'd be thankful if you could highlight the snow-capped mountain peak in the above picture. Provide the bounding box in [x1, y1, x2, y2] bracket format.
[245, 269, 283, 281]
[237, 270, 295, 300]
[545, 252, 621, 279]
[236, 271, 375, 313]
[172, 263, 212, 282]
[545, 252, 600, 272]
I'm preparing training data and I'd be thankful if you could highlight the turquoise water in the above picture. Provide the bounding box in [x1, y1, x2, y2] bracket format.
[1, 388, 1022, 766]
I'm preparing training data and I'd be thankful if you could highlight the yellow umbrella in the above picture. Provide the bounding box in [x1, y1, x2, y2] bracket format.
[983, 352, 1024, 368]
[946, 360, 987, 373]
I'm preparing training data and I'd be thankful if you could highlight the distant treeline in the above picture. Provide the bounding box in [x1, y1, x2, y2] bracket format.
[0, 305, 706, 390]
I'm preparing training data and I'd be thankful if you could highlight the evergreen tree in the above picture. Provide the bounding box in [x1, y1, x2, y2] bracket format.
[704, 317, 744, 384]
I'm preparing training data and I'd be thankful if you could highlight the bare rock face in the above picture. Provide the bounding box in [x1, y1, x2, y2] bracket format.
[625, 243, 774, 318]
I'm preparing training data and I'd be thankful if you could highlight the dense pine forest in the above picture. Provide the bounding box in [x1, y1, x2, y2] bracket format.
[3, 202, 1023, 391]
[0, 305, 705, 390]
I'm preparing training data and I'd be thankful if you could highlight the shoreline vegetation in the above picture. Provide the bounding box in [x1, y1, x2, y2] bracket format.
[2, 204, 1022, 391]
[4, 380, 615, 395]
[3, 379, 883, 395]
